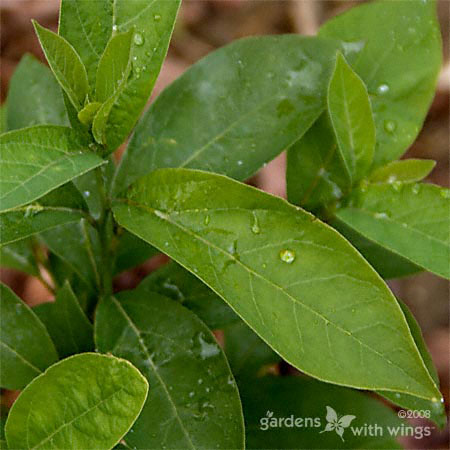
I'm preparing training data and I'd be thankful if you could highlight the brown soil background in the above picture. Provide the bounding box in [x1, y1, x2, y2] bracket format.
[1, 1, 449, 448]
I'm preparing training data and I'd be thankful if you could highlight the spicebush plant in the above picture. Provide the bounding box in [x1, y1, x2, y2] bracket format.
[0, 0, 448, 448]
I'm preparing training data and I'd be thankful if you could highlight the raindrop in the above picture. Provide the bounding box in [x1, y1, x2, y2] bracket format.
[198, 378, 203, 385]
[133, 32, 144, 46]
[279, 249, 295, 264]
[376, 83, 390, 95]
[112, 24, 118, 32]
[251, 214, 260, 234]
[196, 332, 220, 359]
[411, 184, 420, 195]
[237, 160, 243, 166]
[153, 13, 161, 21]
[189, 391, 195, 398]
[374, 212, 389, 219]
[384, 120, 397, 133]
[83, 190, 91, 198]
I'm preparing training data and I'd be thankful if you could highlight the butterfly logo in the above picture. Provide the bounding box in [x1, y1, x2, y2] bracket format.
[320, 406, 356, 441]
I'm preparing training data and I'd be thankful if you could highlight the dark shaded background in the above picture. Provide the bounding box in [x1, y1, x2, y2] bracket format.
[1, 1, 449, 448]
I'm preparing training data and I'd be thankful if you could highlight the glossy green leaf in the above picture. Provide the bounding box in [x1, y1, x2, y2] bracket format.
[33, 21, 89, 111]
[34, 281, 94, 358]
[112, 35, 341, 195]
[332, 218, 422, 279]
[95, 291, 245, 449]
[77, 101, 102, 126]
[369, 159, 436, 184]
[0, 126, 104, 212]
[0, 239, 39, 276]
[378, 299, 446, 428]
[6, 54, 68, 130]
[113, 168, 440, 400]
[5, 353, 148, 450]
[286, 114, 350, 212]
[328, 52, 375, 184]
[59, 0, 113, 89]
[224, 320, 279, 380]
[241, 376, 403, 449]
[336, 182, 450, 279]
[137, 262, 238, 329]
[97, 0, 181, 152]
[320, 0, 442, 169]
[95, 29, 133, 102]
[41, 219, 102, 289]
[0, 283, 58, 389]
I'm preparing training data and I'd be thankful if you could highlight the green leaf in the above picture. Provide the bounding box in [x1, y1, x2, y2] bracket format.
[224, 321, 279, 380]
[320, 0, 442, 169]
[137, 262, 238, 329]
[241, 376, 403, 449]
[0, 105, 7, 134]
[40, 219, 102, 289]
[5, 353, 148, 450]
[0, 125, 104, 212]
[336, 182, 450, 279]
[328, 52, 375, 184]
[0, 239, 39, 276]
[0, 283, 58, 389]
[59, 0, 113, 89]
[378, 299, 446, 428]
[96, 0, 181, 152]
[34, 281, 94, 358]
[332, 218, 422, 279]
[95, 29, 134, 103]
[112, 35, 341, 195]
[113, 168, 440, 400]
[286, 114, 350, 212]
[369, 159, 436, 184]
[95, 291, 245, 449]
[33, 21, 89, 111]
[6, 54, 68, 130]
[77, 101, 102, 126]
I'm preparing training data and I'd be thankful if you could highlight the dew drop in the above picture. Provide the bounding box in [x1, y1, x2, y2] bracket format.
[112, 24, 118, 32]
[237, 160, 243, 166]
[279, 249, 295, 264]
[153, 13, 161, 21]
[374, 212, 389, 219]
[376, 83, 390, 95]
[384, 120, 397, 133]
[189, 391, 195, 398]
[133, 32, 144, 46]
[83, 190, 91, 198]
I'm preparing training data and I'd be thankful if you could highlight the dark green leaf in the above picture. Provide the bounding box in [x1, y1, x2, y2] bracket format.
[320, 0, 442, 168]
[112, 35, 341, 195]
[0, 239, 39, 276]
[137, 262, 238, 329]
[336, 183, 450, 279]
[328, 52, 375, 184]
[95, 291, 244, 449]
[5, 353, 148, 450]
[369, 159, 436, 184]
[0, 283, 58, 389]
[34, 281, 94, 358]
[113, 168, 440, 400]
[6, 54, 68, 130]
[0, 126, 104, 212]
[33, 21, 89, 111]
[241, 376, 403, 449]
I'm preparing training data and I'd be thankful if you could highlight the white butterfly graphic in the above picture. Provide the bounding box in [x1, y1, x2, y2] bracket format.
[320, 406, 356, 442]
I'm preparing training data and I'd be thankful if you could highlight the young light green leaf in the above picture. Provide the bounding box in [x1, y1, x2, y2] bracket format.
[137, 262, 238, 329]
[6, 54, 68, 130]
[328, 52, 375, 184]
[320, 0, 442, 169]
[95, 291, 245, 449]
[77, 101, 102, 126]
[95, 0, 181, 152]
[5, 353, 148, 450]
[0, 239, 39, 276]
[286, 114, 350, 212]
[95, 29, 134, 102]
[336, 183, 450, 279]
[34, 281, 94, 358]
[0, 283, 58, 389]
[113, 168, 440, 400]
[112, 35, 341, 195]
[0, 126, 104, 212]
[241, 376, 403, 449]
[59, 0, 113, 89]
[369, 159, 436, 184]
[378, 299, 446, 428]
[33, 21, 89, 111]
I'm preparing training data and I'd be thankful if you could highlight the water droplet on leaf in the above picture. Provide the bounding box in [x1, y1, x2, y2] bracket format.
[153, 13, 161, 21]
[376, 83, 390, 95]
[133, 32, 144, 46]
[384, 120, 397, 133]
[279, 249, 295, 264]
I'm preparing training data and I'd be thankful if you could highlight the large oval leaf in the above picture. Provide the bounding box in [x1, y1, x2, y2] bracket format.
[0, 126, 104, 212]
[95, 291, 244, 449]
[112, 168, 440, 401]
[5, 353, 148, 450]
[336, 183, 450, 279]
[0, 283, 58, 389]
[112, 35, 341, 195]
